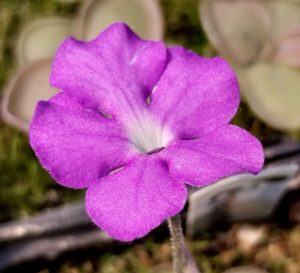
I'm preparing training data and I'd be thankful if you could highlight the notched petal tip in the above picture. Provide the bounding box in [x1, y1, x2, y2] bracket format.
[49, 22, 135, 90]
[49, 36, 79, 89]
[243, 131, 264, 175]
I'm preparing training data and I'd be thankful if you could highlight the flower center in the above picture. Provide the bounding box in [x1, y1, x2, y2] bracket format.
[128, 112, 173, 154]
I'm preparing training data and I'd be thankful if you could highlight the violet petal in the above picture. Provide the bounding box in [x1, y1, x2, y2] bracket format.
[150, 46, 240, 139]
[29, 92, 133, 189]
[86, 155, 187, 241]
[162, 125, 264, 187]
[50, 23, 167, 121]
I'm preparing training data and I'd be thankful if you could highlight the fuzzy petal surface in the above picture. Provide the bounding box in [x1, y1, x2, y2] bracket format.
[162, 125, 264, 186]
[150, 47, 240, 139]
[50, 23, 167, 121]
[86, 155, 187, 241]
[29, 22, 265, 243]
[30, 92, 132, 189]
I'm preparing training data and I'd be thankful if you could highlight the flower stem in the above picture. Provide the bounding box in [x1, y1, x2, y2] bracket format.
[168, 215, 185, 273]
[168, 215, 201, 273]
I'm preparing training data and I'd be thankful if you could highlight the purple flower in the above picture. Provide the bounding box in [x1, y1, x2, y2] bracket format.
[29, 23, 264, 241]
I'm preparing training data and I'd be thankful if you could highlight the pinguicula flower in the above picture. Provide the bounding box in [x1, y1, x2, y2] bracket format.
[29, 23, 264, 242]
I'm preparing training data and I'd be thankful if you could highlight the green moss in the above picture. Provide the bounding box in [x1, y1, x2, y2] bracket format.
[0, 121, 84, 222]
[0, 0, 83, 222]
[161, 0, 209, 54]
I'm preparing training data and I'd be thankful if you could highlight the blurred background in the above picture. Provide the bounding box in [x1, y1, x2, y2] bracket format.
[1, 0, 300, 273]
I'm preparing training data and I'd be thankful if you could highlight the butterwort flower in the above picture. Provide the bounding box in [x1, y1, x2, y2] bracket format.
[29, 23, 264, 241]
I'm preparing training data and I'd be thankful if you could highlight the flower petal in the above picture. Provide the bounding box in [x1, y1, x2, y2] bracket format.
[150, 47, 240, 139]
[29, 92, 133, 189]
[85, 155, 187, 241]
[50, 23, 167, 121]
[162, 125, 264, 186]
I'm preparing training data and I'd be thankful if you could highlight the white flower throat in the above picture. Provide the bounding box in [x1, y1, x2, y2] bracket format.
[129, 112, 173, 154]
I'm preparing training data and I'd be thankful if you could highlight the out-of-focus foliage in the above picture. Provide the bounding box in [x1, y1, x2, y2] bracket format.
[200, 0, 300, 131]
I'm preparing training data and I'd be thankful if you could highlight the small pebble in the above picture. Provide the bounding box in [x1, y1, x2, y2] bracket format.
[236, 224, 266, 253]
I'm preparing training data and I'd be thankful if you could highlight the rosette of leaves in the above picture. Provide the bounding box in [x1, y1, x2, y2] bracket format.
[200, 0, 300, 131]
